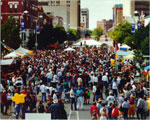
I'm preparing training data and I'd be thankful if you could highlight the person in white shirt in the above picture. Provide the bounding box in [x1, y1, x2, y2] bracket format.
[106, 92, 115, 105]
[112, 79, 118, 97]
[93, 74, 98, 84]
[15, 77, 23, 92]
[102, 73, 108, 88]
[46, 71, 53, 86]
[70, 86, 77, 110]
[40, 83, 47, 102]
[53, 91, 58, 100]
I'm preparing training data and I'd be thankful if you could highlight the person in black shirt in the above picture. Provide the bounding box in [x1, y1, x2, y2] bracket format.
[94, 84, 102, 101]
[38, 101, 45, 113]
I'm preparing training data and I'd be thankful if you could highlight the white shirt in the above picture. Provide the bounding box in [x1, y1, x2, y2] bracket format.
[117, 77, 121, 85]
[132, 84, 136, 91]
[90, 75, 94, 83]
[100, 107, 108, 115]
[70, 89, 75, 98]
[94, 76, 98, 83]
[40, 84, 46, 93]
[93, 85, 97, 93]
[102, 75, 108, 82]
[53, 74, 58, 82]
[112, 82, 117, 89]
[46, 72, 53, 79]
[53, 93, 57, 100]
[106, 95, 115, 105]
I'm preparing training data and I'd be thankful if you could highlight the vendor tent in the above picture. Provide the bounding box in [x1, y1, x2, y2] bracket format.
[116, 50, 133, 56]
[15, 47, 29, 54]
[4, 51, 25, 58]
[74, 40, 102, 47]
[119, 44, 131, 51]
[1, 59, 14, 65]
[64, 47, 75, 52]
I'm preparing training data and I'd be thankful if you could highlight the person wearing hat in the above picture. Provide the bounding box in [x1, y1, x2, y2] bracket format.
[128, 94, 135, 119]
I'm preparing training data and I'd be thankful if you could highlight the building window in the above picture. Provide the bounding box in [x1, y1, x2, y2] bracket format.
[56, 1, 60, 6]
[9, 3, 13, 13]
[67, 0, 70, 4]
[14, 4, 18, 13]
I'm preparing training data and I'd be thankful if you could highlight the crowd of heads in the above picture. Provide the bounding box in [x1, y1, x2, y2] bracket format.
[1, 45, 149, 119]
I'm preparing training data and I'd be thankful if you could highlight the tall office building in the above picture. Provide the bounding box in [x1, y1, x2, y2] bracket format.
[123, 0, 135, 17]
[80, 8, 89, 29]
[123, 0, 149, 17]
[113, 4, 123, 25]
[134, 1, 149, 17]
[38, 0, 80, 30]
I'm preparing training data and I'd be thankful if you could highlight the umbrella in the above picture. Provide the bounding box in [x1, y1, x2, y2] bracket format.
[64, 47, 75, 52]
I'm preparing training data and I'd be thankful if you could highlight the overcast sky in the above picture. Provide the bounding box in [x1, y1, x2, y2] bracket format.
[81, 0, 123, 30]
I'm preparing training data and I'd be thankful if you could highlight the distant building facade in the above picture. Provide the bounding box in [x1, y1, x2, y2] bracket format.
[113, 4, 123, 25]
[38, 0, 80, 30]
[1, 0, 52, 47]
[97, 19, 113, 33]
[80, 8, 89, 29]
[42, 6, 69, 30]
[123, 0, 149, 17]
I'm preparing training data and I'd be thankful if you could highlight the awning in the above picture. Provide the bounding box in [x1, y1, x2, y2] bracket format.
[1, 59, 14, 65]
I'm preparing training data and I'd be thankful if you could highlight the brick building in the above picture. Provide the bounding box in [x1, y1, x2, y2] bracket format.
[1, 0, 53, 47]
[97, 19, 113, 33]
[113, 4, 123, 25]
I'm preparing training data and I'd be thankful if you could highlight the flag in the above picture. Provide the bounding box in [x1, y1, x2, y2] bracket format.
[1, 42, 14, 52]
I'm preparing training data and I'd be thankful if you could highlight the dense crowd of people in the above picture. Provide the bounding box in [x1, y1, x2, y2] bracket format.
[1, 45, 149, 120]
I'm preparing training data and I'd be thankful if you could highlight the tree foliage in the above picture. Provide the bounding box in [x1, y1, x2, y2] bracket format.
[67, 29, 81, 41]
[92, 27, 103, 40]
[38, 24, 54, 49]
[109, 21, 132, 43]
[1, 16, 21, 49]
[133, 50, 143, 64]
[54, 25, 67, 44]
[109, 21, 149, 55]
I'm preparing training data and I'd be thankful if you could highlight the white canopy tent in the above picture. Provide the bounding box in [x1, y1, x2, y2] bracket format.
[4, 47, 29, 58]
[1, 59, 14, 65]
[4, 51, 25, 58]
[64, 47, 75, 52]
[15, 47, 29, 54]
[116, 50, 133, 56]
[74, 40, 102, 47]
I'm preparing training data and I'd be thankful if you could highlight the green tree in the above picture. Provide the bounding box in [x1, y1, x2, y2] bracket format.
[67, 29, 80, 41]
[1, 16, 21, 49]
[38, 24, 54, 49]
[133, 50, 143, 64]
[54, 25, 67, 44]
[92, 27, 103, 40]
[141, 37, 149, 55]
[109, 21, 132, 43]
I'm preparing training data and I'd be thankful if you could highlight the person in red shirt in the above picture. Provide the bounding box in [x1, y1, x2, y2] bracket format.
[90, 101, 100, 118]
[111, 104, 119, 119]
[1, 89, 8, 115]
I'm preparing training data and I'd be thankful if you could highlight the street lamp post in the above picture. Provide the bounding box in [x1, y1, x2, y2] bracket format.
[20, 10, 28, 48]
[35, 15, 43, 52]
